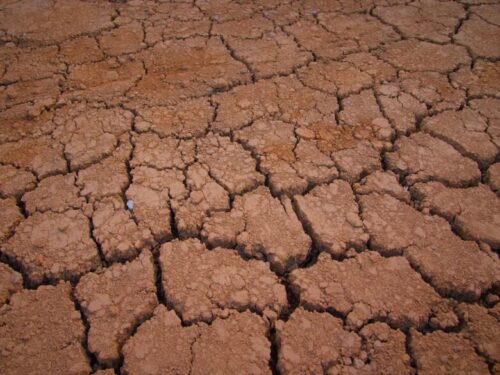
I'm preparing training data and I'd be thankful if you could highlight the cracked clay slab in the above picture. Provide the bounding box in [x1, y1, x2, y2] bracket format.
[201, 186, 311, 274]
[122, 305, 271, 375]
[159, 238, 287, 323]
[289, 251, 442, 329]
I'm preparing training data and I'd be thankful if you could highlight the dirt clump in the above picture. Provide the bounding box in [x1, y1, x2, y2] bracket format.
[2, 210, 100, 286]
[75, 250, 157, 366]
[0, 282, 91, 375]
[122, 305, 271, 375]
[290, 251, 442, 329]
[159, 238, 287, 323]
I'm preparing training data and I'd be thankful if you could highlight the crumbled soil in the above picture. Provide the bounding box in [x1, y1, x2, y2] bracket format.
[0, 0, 499, 373]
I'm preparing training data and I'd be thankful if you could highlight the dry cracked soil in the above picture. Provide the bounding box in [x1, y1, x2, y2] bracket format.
[0, 0, 499, 374]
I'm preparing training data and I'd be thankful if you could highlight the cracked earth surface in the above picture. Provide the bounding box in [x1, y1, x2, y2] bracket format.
[0, 0, 499, 374]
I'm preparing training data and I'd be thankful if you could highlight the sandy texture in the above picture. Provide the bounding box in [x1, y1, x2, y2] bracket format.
[0, 0, 499, 373]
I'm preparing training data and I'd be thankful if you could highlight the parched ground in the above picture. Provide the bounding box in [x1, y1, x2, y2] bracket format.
[0, 0, 499, 374]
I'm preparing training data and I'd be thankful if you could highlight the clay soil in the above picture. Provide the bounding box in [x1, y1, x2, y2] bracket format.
[0, 0, 499, 374]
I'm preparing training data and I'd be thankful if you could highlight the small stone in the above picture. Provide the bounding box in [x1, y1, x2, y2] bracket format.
[126, 200, 134, 210]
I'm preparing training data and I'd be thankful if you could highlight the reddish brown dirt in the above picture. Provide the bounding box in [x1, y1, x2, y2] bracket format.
[0, 0, 499, 374]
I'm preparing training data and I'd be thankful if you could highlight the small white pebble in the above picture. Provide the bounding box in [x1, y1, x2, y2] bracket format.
[126, 200, 134, 210]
